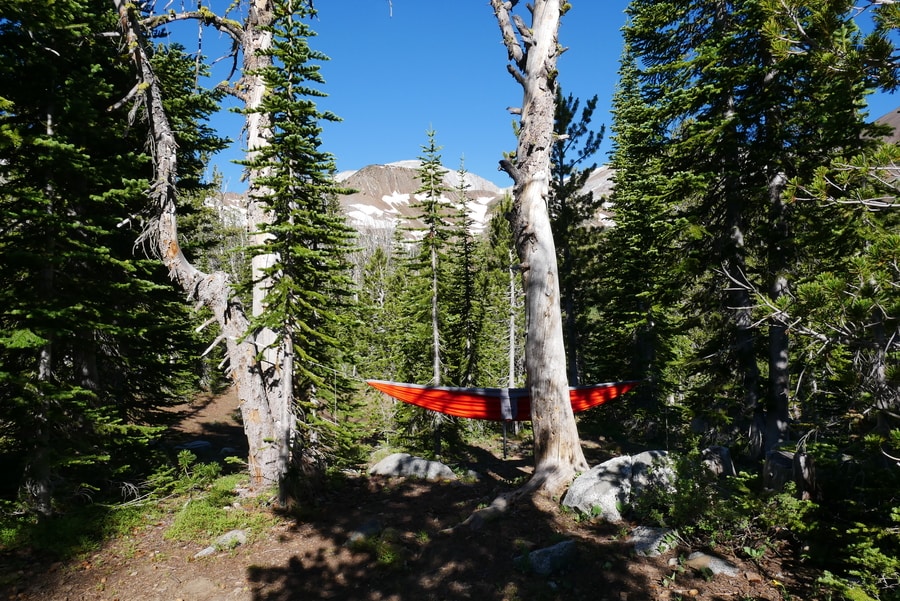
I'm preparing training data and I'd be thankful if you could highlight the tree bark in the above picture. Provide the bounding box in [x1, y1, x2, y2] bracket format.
[239, 0, 297, 499]
[492, 0, 588, 495]
[432, 244, 441, 386]
[25, 104, 57, 516]
[113, 0, 288, 492]
[766, 171, 791, 453]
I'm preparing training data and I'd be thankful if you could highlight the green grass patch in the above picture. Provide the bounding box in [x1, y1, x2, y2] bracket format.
[0, 500, 151, 560]
[163, 473, 277, 544]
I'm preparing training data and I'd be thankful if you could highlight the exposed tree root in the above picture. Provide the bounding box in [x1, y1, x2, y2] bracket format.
[445, 462, 577, 533]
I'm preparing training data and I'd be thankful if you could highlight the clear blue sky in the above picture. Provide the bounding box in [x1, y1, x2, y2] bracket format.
[169, 1, 897, 193]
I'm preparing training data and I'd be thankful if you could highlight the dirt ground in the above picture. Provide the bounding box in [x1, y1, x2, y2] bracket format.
[1, 389, 817, 601]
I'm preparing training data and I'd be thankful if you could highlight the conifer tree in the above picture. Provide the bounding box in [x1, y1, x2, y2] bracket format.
[240, 0, 357, 481]
[549, 88, 604, 384]
[622, 0, 882, 453]
[414, 130, 453, 386]
[445, 160, 482, 387]
[481, 193, 527, 443]
[597, 42, 683, 417]
[393, 130, 459, 453]
[784, 141, 900, 431]
[0, 0, 224, 512]
[353, 245, 400, 377]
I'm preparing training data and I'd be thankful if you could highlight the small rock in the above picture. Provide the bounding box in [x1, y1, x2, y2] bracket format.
[194, 545, 216, 558]
[632, 526, 676, 557]
[193, 529, 247, 558]
[215, 529, 248, 549]
[459, 496, 509, 530]
[347, 518, 383, 545]
[684, 551, 739, 577]
[518, 539, 577, 576]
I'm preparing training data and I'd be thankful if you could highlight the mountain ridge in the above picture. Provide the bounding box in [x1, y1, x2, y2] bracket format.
[207, 161, 616, 235]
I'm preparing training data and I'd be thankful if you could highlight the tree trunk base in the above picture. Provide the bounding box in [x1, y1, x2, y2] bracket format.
[447, 461, 579, 533]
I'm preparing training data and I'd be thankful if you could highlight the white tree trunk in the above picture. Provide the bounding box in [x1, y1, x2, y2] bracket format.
[508, 254, 517, 389]
[240, 0, 295, 494]
[114, 0, 290, 492]
[492, 0, 588, 495]
[431, 244, 441, 385]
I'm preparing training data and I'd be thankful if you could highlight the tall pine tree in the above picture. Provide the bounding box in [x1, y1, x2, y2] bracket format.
[393, 130, 462, 453]
[549, 89, 604, 385]
[0, 0, 225, 512]
[622, 0, 881, 453]
[240, 0, 357, 484]
[597, 41, 684, 427]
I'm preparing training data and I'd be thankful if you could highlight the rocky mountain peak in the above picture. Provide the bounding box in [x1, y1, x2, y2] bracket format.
[205, 161, 616, 234]
[336, 161, 510, 234]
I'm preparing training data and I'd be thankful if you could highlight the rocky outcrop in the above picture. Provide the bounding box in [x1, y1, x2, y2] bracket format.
[562, 448, 734, 524]
[368, 452, 457, 481]
[562, 451, 674, 522]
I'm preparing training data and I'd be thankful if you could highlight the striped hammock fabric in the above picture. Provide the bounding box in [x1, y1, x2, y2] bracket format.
[366, 379, 637, 421]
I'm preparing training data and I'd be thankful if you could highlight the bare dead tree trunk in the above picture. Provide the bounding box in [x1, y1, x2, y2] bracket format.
[239, 0, 297, 500]
[431, 243, 441, 386]
[508, 254, 517, 390]
[492, 0, 588, 495]
[766, 171, 791, 453]
[113, 0, 288, 492]
[508, 256, 521, 437]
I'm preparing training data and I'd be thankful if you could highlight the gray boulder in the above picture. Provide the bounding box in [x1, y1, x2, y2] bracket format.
[563, 447, 732, 523]
[561, 455, 632, 522]
[174, 439, 216, 462]
[702, 445, 736, 477]
[630, 450, 675, 497]
[368, 452, 457, 481]
[517, 539, 577, 576]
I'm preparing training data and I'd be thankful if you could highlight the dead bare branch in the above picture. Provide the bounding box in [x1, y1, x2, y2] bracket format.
[490, 0, 526, 73]
[141, 10, 243, 42]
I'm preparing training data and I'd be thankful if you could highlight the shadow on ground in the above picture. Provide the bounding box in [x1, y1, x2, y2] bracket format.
[244, 457, 657, 601]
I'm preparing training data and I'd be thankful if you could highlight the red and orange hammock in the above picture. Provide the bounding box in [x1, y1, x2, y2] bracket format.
[366, 379, 637, 422]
